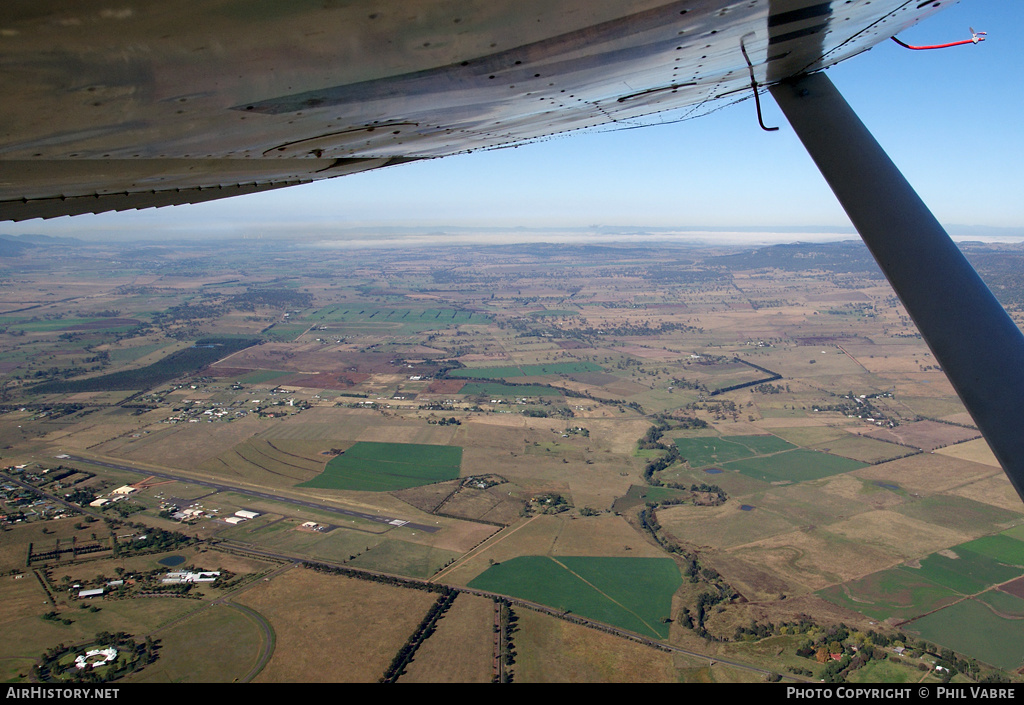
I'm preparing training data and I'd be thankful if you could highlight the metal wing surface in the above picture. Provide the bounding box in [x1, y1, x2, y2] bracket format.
[0, 0, 950, 221]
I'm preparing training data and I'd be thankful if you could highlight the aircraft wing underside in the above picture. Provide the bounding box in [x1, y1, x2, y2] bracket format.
[0, 0, 950, 221]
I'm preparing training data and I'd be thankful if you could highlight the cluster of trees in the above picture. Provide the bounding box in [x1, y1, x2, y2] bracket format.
[676, 585, 736, 640]
[497, 601, 518, 682]
[306, 561, 451, 594]
[228, 288, 313, 310]
[33, 632, 157, 683]
[426, 416, 461, 426]
[114, 524, 195, 558]
[642, 447, 680, 486]
[380, 589, 457, 682]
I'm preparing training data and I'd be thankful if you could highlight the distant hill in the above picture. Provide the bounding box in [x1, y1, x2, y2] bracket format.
[708, 240, 882, 274]
[0, 236, 36, 257]
[0, 233, 83, 257]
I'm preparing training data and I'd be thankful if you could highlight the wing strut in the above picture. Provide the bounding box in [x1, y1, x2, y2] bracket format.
[769, 72, 1024, 504]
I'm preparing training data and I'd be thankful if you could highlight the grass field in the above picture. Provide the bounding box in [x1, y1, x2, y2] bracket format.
[398, 593, 495, 683]
[960, 533, 1024, 566]
[467, 556, 681, 639]
[724, 449, 867, 484]
[902, 597, 1024, 671]
[128, 604, 264, 683]
[900, 547, 1024, 595]
[297, 441, 462, 491]
[673, 435, 796, 468]
[238, 567, 440, 682]
[511, 607, 681, 682]
[809, 434, 916, 463]
[817, 569, 962, 622]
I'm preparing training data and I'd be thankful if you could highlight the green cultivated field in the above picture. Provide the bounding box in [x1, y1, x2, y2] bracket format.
[960, 532, 1024, 566]
[298, 441, 462, 491]
[467, 556, 681, 639]
[903, 597, 1024, 671]
[449, 362, 602, 379]
[978, 589, 1024, 618]
[724, 449, 867, 484]
[673, 435, 796, 468]
[817, 568, 962, 622]
[899, 547, 1024, 595]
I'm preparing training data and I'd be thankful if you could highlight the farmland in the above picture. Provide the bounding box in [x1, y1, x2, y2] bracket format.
[0, 235, 1023, 683]
[299, 442, 462, 492]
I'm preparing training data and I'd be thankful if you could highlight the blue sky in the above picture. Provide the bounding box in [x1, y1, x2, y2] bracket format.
[5, 0, 1022, 243]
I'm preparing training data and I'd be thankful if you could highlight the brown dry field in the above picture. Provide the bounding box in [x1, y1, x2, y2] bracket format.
[511, 607, 678, 683]
[810, 473, 907, 511]
[764, 423, 848, 444]
[852, 452, 998, 496]
[398, 593, 495, 683]
[810, 434, 914, 463]
[196, 438, 324, 489]
[935, 437, 1000, 467]
[547, 513, 664, 557]
[0, 517, 112, 571]
[273, 372, 369, 389]
[37, 410, 155, 449]
[896, 393, 968, 418]
[864, 420, 980, 451]
[127, 603, 263, 683]
[216, 345, 425, 376]
[823, 510, 973, 561]
[705, 552, 800, 602]
[239, 566, 440, 682]
[939, 412, 977, 427]
[705, 419, 773, 436]
[722, 527, 905, 593]
[999, 576, 1024, 600]
[743, 477, 886, 527]
[434, 484, 526, 525]
[392, 479, 460, 515]
[942, 472, 1024, 514]
[659, 503, 799, 550]
[355, 419, 460, 446]
[97, 415, 266, 469]
[427, 379, 466, 394]
[852, 350, 937, 374]
[0, 575, 204, 679]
